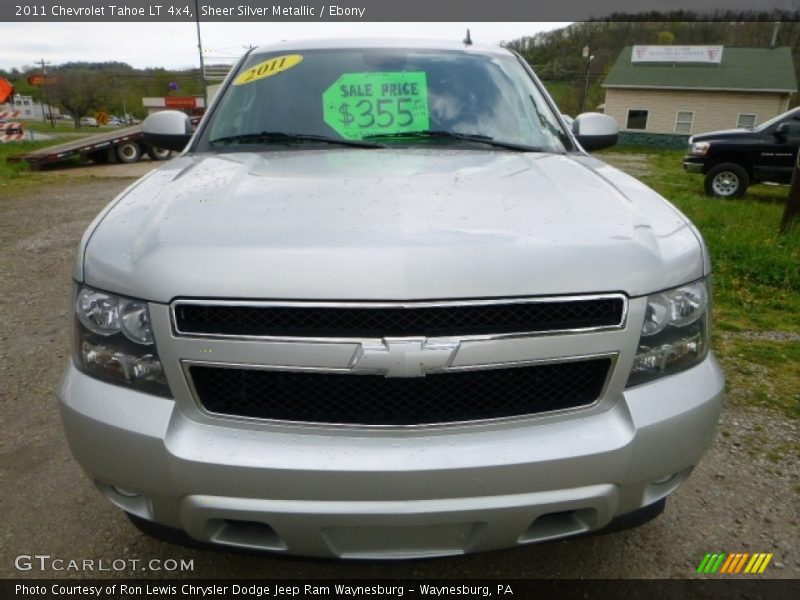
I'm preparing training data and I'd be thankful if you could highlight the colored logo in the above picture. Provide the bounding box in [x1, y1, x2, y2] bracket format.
[697, 552, 773, 574]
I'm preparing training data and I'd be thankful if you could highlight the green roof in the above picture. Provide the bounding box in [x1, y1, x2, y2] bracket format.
[604, 46, 797, 93]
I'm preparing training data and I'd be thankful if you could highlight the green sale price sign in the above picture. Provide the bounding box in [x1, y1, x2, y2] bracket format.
[323, 72, 430, 139]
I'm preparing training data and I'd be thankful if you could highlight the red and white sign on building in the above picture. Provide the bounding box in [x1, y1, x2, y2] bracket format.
[142, 96, 206, 114]
[632, 45, 724, 64]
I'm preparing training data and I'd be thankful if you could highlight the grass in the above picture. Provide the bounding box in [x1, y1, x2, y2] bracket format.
[0, 137, 87, 193]
[22, 121, 121, 134]
[716, 337, 800, 420]
[600, 147, 800, 419]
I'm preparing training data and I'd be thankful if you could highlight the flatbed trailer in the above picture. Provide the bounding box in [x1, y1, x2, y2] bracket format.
[7, 125, 172, 169]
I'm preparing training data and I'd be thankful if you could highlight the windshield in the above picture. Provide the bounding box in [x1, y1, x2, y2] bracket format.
[198, 48, 570, 152]
[754, 108, 800, 132]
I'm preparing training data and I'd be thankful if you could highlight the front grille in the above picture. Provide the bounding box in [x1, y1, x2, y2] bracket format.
[174, 297, 625, 338]
[188, 358, 612, 425]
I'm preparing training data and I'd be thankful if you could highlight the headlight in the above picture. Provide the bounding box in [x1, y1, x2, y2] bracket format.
[627, 279, 710, 387]
[76, 288, 122, 335]
[119, 299, 155, 344]
[72, 286, 171, 397]
[689, 141, 710, 156]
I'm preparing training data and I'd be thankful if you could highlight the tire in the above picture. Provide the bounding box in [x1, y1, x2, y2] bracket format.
[704, 163, 749, 198]
[146, 146, 172, 161]
[115, 141, 142, 164]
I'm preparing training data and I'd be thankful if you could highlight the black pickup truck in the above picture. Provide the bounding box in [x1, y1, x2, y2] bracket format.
[683, 106, 800, 197]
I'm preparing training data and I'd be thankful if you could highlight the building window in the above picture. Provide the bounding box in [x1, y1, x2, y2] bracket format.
[626, 109, 649, 130]
[737, 113, 757, 129]
[675, 111, 694, 134]
[24, 109, 31, 116]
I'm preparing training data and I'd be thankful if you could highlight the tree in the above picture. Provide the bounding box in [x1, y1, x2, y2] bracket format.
[657, 31, 676, 44]
[47, 69, 108, 128]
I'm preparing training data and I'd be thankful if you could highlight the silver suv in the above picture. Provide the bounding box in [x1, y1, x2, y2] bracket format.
[60, 39, 724, 559]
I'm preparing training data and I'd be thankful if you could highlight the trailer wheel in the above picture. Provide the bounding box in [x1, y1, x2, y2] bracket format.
[116, 141, 142, 164]
[146, 146, 172, 161]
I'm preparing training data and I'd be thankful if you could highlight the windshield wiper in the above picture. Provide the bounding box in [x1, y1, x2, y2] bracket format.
[363, 130, 544, 152]
[210, 131, 385, 149]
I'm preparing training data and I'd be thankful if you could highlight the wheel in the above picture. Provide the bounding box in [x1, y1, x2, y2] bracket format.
[115, 141, 142, 163]
[146, 146, 172, 161]
[704, 163, 749, 198]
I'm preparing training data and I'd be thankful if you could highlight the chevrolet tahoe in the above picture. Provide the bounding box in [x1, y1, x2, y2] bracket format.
[60, 39, 724, 559]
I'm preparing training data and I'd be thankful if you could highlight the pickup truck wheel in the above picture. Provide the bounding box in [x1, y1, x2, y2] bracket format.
[704, 163, 748, 198]
[146, 146, 172, 161]
[116, 141, 142, 164]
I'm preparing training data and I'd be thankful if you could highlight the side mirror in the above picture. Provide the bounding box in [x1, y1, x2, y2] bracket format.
[572, 113, 619, 151]
[142, 110, 193, 152]
[774, 122, 789, 139]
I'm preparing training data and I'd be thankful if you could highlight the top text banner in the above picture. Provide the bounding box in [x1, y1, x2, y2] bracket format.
[2, 0, 799, 22]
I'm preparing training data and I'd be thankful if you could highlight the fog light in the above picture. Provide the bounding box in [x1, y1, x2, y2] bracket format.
[111, 485, 141, 498]
[652, 474, 675, 485]
[97, 482, 151, 519]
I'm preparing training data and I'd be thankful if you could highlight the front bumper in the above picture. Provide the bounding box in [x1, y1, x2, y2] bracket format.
[60, 354, 724, 558]
[683, 158, 705, 173]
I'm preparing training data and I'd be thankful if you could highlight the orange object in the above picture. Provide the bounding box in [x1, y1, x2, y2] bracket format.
[26, 74, 57, 86]
[0, 78, 14, 104]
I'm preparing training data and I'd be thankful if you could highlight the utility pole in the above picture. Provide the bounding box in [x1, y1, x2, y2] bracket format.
[781, 149, 800, 233]
[579, 46, 595, 114]
[193, 0, 206, 105]
[770, 21, 780, 49]
[38, 58, 55, 127]
[115, 77, 130, 124]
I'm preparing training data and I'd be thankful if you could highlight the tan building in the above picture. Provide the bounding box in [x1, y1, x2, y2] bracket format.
[603, 46, 797, 138]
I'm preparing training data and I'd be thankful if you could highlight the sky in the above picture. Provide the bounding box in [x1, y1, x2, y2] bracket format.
[0, 22, 570, 72]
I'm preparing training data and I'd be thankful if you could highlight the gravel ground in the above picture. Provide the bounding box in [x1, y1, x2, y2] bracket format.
[0, 172, 797, 580]
[36, 158, 159, 179]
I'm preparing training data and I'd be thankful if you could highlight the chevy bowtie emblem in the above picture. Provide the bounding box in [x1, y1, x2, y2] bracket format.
[350, 338, 461, 378]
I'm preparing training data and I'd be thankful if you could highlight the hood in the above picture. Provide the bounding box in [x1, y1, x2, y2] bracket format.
[79, 149, 704, 302]
[690, 128, 755, 142]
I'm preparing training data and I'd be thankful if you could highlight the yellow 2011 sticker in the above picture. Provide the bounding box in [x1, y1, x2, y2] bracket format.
[233, 54, 303, 86]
